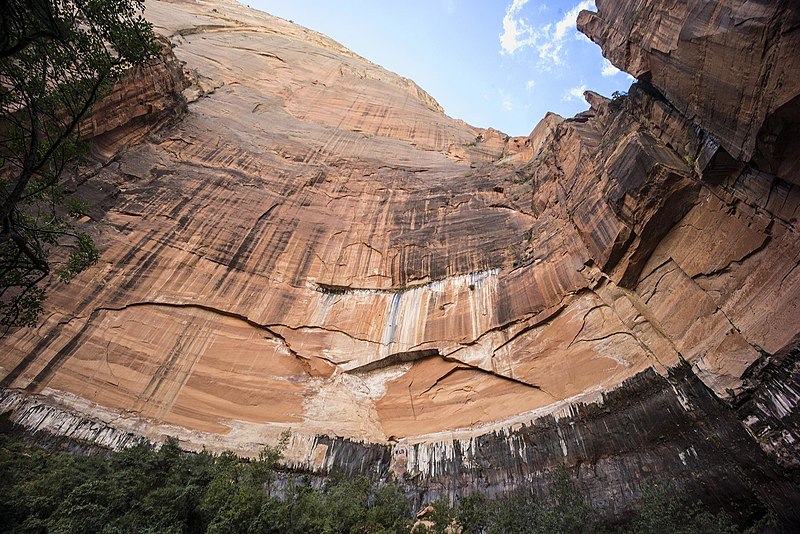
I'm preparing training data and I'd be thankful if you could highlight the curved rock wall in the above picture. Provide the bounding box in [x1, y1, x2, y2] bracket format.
[1, 0, 799, 526]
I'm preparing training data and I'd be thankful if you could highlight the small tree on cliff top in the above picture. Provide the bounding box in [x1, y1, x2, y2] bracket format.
[0, 0, 158, 333]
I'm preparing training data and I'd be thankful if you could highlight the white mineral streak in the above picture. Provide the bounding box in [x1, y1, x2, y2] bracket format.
[0, 389, 145, 450]
[0, 375, 623, 479]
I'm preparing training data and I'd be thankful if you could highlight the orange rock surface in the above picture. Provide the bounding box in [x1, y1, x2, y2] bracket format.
[1, 0, 798, 474]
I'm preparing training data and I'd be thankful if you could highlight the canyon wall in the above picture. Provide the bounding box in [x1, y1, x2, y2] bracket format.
[1, 0, 799, 526]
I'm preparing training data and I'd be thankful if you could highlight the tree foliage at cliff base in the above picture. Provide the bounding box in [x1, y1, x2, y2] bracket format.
[0, 432, 758, 534]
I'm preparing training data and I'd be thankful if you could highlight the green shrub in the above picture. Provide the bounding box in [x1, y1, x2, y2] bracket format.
[0, 435, 754, 534]
[626, 479, 740, 534]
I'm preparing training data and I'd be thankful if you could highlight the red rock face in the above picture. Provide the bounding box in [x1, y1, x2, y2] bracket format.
[80, 36, 189, 158]
[1, 0, 799, 520]
[577, 0, 800, 173]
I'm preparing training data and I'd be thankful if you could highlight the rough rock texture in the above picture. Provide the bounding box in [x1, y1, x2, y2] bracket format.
[81, 37, 189, 158]
[1, 0, 799, 526]
[577, 0, 800, 172]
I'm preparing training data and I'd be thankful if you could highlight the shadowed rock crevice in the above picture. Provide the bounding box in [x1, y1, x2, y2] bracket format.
[346, 349, 441, 375]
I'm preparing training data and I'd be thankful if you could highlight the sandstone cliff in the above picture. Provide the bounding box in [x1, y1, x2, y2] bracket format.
[1, 0, 799, 526]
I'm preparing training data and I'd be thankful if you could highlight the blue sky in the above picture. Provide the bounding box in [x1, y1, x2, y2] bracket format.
[249, 0, 633, 137]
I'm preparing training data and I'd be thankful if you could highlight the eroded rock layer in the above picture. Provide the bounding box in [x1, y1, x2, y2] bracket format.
[1, 0, 799, 525]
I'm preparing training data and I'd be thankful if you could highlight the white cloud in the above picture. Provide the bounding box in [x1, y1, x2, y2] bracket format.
[538, 40, 563, 65]
[525, 79, 536, 91]
[443, 0, 455, 14]
[554, 1, 594, 40]
[601, 58, 621, 77]
[500, 90, 514, 111]
[500, 0, 535, 55]
[562, 83, 587, 101]
[499, 0, 596, 67]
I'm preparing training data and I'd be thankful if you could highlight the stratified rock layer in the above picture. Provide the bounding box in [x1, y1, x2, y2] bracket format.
[1, 0, 799, 526]
[578, 0, 800, 167]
